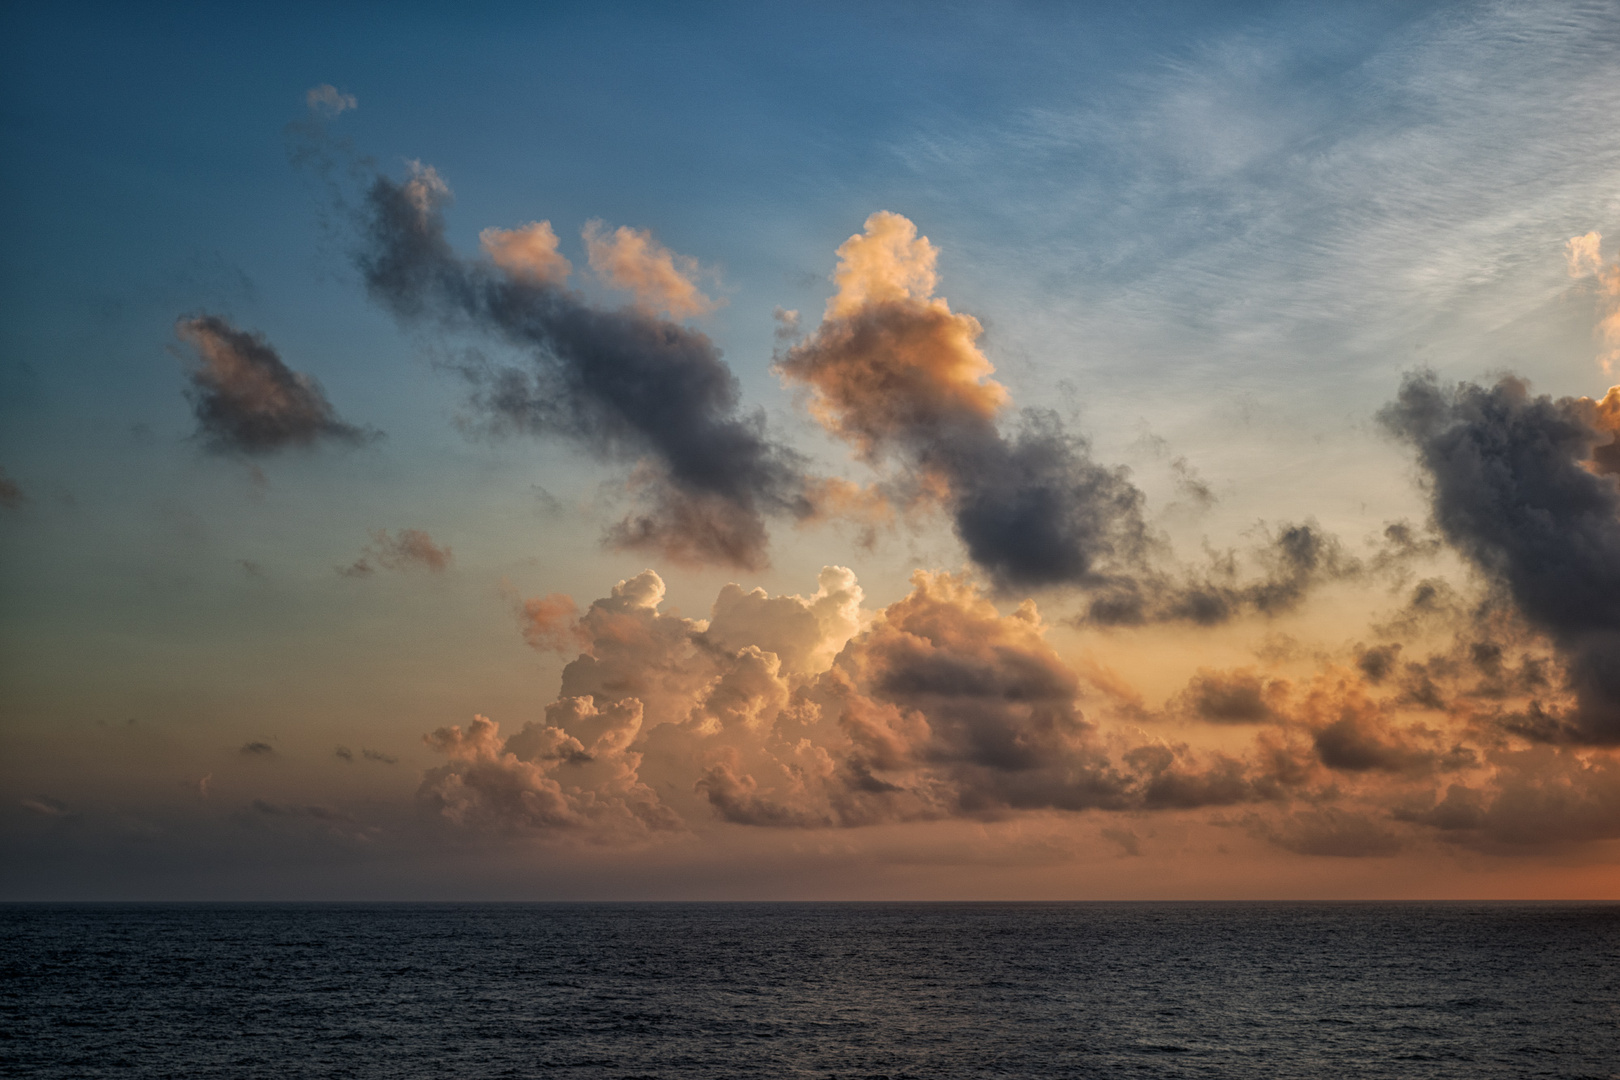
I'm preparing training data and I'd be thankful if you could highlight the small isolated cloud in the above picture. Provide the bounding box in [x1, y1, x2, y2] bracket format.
[176, 315, 374, 455]
[240, 741, 275, 756]
[340, 528, 451, 576]
[362, 748, 397, 764]
[583, 220, 718, 319]
[21, 795, 69, 817]
[306, 84, 357, 116]
[335, 745, 354, 762]
[0, 466, 24, 510]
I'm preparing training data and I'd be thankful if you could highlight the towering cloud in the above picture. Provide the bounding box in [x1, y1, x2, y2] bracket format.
[1567, 231, 1620, 373]
[1381, 373, 1620, 742]
[176, 315, 373, 455]
[778, 213, 1153, 588]
[355, 163, 808, 569]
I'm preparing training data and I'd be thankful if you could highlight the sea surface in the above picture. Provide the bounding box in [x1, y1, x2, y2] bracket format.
[2, 902, 1617, 1078]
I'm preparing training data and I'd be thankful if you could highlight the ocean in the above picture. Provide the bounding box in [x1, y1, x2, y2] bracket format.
[2, 902, 1616, 1078]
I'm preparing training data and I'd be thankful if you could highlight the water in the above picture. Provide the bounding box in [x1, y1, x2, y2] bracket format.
[2, 903, 1616, 1078]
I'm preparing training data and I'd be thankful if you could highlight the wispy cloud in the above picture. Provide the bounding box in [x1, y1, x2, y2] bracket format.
[305, 84, 357, 116]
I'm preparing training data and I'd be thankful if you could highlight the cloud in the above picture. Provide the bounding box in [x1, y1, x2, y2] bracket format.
[480, 221, 572, 285]
[516, 592, 583, 653]
[21, 795, 70, 817]
[420, 704, 681, 836]
[1381, 372, 1620, 743]
[355, 162, 810, 569]
[0, 466, 23, 509]
[1083, 521, 1361, 626]
[240, 741, 274, 756]
[778, 212, 1153, 589]
[417, 557, 1620, 852]
[1177, 668, 1286, 724]
[583, 220, 718, 319]
[340, 528, 451, 576]
[1567, 231, 1620, 372]
[305, 84, 357, 116]
[689, 570, 1279, 827]
[1259, 808, 1404, 858]
[175, 315, 374, 455]
[337, 745, 397, 764]
[1398, 745, 1620, 852]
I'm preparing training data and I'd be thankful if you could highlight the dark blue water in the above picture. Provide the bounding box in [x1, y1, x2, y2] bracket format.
[3, 903, 1617, 1078]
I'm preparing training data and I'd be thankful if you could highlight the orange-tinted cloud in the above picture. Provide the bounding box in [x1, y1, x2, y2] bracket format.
[779, 212, 1006, 456]
[480, 221, 572, 284]
[583, 220, 717, 319]
[341, 528, 451, 576]
[1567, 231, 1620, 373]
[517, 592, 583, 653]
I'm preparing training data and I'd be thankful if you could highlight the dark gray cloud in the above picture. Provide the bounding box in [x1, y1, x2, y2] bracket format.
[944, 409, 1155, 589]
[354, 164, 810, 570]
[176, 315, 374, 455]
[1178, 668, 1280, 724]
[0, 466, 24, 510]
[240, 741, 274, 756]
[1381, 373, 1620, 743]
[1083, 521, 1360, 626]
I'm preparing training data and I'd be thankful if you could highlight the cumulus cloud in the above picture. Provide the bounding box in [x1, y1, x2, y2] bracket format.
[469, 567, 1292, 835]
[583, 220, 718, 319]
[340, 528, 451, 576]
[778, 212, 1153, 588]
[416, 562, 1620, 857]
[480, 221, 572, 285]
[1567, 231, 1620, 373]
[355, 161, 810, 569]
[1177, 668, 1287, 724]
[1381, 372, 1620, 743]
[420, 703, 680, 836]
[175, 315, 374, 455]
[305, 84, 357, 115]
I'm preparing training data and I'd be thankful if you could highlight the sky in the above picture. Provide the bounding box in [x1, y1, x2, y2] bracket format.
[4, 0, 1620, 900]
